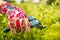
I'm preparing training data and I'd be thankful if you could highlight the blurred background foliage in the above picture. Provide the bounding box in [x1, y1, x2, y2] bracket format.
[0, 0, 60, 40]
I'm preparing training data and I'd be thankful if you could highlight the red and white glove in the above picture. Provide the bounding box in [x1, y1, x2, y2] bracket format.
[0, 2, 30, 33]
